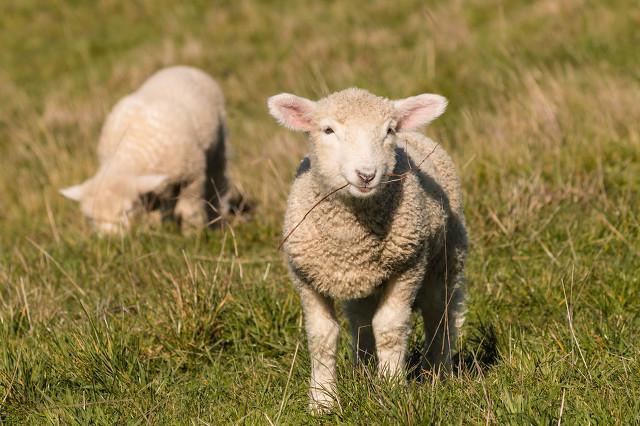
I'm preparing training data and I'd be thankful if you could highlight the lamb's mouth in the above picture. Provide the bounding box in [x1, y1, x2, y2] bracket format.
[347, 182, 378, 196]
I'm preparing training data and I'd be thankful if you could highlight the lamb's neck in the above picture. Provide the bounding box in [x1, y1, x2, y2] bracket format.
[310, 180, 400, 226]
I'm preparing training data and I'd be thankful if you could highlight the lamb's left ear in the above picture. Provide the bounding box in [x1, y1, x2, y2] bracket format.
[59, 181, 90, 202]
[267, 93, 317, 132]
[393, 94, 447, 131]
[134, 175, 168, 194]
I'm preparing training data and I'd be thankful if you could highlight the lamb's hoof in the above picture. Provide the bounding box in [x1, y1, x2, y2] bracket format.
[177, 211, 207, 235]
[309, 390, 336, 415]
[377, 364, 408, 384]
[146, 210, 164, 226]
[180, 222, 205, 236]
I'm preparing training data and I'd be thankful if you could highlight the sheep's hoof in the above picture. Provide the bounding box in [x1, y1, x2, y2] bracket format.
[176, 210, 207, 234]
[309, 390, 336, 415]
[146, 210, 164, 226]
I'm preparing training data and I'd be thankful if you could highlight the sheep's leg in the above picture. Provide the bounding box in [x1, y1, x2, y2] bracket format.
[298, 283, 340, 414]
[175, 177, 207, 231]
[203, 130, 231, 221]
[420, 285, 452, 374]
[372, 268, 424, 379]
[420, 247, 466, 375]
[344, 296, 378, 366]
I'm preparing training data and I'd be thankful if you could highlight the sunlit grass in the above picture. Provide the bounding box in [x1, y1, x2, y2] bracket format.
[1, 0, 639, 423]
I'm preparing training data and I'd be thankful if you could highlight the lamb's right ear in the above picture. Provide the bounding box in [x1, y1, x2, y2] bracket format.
[59, 181, 90, 202]
[267, 93, 316, 132]
[393, 94, 448, 131]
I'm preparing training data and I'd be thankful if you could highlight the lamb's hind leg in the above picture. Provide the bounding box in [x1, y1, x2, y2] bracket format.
[344, 295, 378, 366]
[175, 177, 207, 232]
[420, 248, 466, 375]
[203, 126, 231, 222]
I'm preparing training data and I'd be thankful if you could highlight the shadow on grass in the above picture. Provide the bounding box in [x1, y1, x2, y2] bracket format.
[406, 322, 500, 382]
[454, 322, 500, 374]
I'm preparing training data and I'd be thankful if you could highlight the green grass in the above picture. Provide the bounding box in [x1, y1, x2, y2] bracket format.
[1, 0, 639, 423]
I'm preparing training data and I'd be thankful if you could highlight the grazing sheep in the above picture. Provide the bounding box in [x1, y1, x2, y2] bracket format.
[268, 88, 467, 413]
[60, 66, 230, 234]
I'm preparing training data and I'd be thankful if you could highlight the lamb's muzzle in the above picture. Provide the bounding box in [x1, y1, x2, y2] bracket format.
[356, 169, 376, 184]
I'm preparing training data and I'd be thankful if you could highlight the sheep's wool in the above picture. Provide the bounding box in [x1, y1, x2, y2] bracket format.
[99, 66, 226, 180]
[284, 132, 464, 300]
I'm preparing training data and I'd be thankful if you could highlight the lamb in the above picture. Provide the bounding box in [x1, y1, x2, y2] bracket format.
[268, 88, 467, 413]
[60, 66, 230, 234]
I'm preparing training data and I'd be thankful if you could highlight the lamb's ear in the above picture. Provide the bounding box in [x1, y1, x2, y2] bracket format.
[393, 94, 447, 131]
[267, 93, 317, 132]
[59, 181, 91, 202]
[134, 175, 168, 194]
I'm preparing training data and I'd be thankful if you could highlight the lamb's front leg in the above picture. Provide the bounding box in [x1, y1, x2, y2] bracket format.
[372, 267, 424, 379]
[175, 177, 207, 231]
[297, 282, 340, 414]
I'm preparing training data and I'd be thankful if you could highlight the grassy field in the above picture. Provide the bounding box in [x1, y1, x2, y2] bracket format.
[1, 0, 639, 423]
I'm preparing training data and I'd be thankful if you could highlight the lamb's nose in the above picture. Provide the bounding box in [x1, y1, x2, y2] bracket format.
[356, 170, 376, 184]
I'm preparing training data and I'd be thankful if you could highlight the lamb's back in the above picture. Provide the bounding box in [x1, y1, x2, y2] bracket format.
[135, 66, 225, 150]
[96, 67, 225, 179]
[96, 96, 195, 176]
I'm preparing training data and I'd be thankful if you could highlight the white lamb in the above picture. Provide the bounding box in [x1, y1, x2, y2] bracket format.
[60, 66, 230, 234]
[268, 88, 467, 413]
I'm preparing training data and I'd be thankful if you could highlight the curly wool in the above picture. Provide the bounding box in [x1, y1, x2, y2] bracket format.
[313, 88, 395, 125]
[283, 132, 464, 300]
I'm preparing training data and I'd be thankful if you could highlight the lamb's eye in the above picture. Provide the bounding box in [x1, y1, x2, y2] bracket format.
[387, 127, 395, 136]
[323, 127, 334, 135]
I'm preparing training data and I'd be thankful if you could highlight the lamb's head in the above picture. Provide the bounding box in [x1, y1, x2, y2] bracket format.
[60, 173, 167, 234]
[268, 88, 447, 199]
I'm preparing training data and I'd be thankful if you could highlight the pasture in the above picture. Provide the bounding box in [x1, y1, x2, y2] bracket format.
[1, 0, 639, 423]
